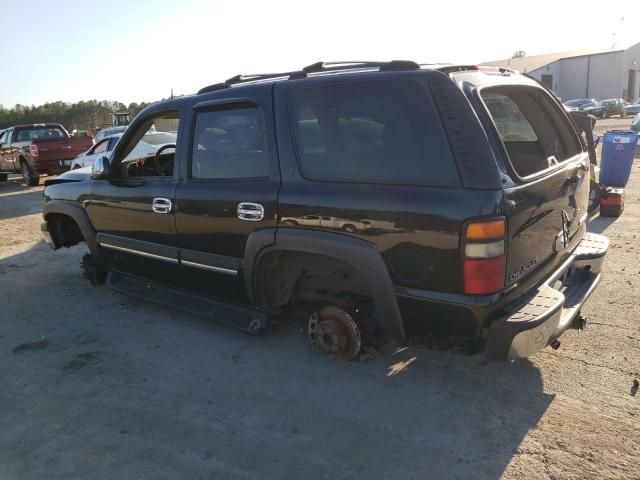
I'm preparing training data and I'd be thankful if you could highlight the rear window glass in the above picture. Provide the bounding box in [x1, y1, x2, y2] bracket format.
[16, 127, 65, 141]
[289, 80, 459, 186]
[481, 86, 580, 177]
[483, 93, 538, 142]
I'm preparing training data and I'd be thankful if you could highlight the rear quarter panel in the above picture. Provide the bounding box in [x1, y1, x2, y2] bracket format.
[273, 74, 503, 294]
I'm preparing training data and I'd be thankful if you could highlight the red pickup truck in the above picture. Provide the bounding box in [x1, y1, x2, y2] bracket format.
[0, 124, 93, 185]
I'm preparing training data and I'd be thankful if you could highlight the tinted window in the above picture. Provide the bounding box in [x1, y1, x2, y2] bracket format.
[482, 86, 580, 177]
[289, 80, 459, 186]
[191, 107, 269, 179]
[16, 127, 65, 141]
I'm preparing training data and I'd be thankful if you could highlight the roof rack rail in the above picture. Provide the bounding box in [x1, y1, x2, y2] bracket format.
[438, 65, 516, 75]
[197, 60, 421, 94]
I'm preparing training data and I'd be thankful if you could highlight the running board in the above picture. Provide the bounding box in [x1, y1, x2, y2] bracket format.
[107, 272, 269, 334]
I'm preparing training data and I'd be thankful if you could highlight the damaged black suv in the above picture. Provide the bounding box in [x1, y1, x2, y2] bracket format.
[41, 61, 608, 360]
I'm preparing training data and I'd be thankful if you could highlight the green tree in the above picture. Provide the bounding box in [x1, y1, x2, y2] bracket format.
[0, 99, 157, 130]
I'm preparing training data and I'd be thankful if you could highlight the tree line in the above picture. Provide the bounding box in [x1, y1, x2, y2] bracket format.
[0, 100, 153, 133]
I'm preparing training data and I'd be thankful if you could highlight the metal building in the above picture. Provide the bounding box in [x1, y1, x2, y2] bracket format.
[482, 42, 640, 102]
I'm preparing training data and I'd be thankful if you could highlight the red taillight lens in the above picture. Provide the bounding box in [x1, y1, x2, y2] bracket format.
[29, 144, 39, 156]
[600, 196, 623, 206]
[462, 218, 506, 295]
[463, 257, 506, 295]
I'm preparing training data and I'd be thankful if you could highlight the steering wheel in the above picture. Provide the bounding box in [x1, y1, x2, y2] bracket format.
[154, 144, 176, 176]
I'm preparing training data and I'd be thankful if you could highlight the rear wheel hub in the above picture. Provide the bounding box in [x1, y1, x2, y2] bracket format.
[308, 306, 361, 361]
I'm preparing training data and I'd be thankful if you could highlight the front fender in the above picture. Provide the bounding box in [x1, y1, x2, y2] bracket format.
[42, 199, 103, 266]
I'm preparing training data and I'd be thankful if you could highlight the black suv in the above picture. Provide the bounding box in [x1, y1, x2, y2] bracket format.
[41, 61, 608, 361]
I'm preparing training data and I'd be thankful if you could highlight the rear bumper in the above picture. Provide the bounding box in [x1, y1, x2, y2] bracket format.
[33, 158, 72, 175]
[485, 233, 608, 360]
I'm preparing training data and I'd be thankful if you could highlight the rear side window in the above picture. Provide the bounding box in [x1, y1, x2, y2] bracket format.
[482, 87, 580, 177]
[289, 80, 459, 186]
[191, 107, 269, 179]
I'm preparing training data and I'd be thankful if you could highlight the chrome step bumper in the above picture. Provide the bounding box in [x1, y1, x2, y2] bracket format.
[486, 233, 608, 360]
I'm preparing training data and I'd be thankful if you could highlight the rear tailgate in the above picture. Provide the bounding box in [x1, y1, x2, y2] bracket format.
[35, 136, 92, 162]
[504, 157, 589, 288]
[478, 84, 589, 290]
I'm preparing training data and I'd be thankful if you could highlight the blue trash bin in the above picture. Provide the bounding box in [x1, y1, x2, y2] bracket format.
[599, 130, 638, 187]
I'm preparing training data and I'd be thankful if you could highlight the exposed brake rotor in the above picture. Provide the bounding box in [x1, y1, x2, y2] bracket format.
[308, 306, 361, 361]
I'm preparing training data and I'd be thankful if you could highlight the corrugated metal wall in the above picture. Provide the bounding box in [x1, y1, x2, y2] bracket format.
[587, 52, 624, 100]
[529, 50, 630, 101]
[622, 43, 640, 101]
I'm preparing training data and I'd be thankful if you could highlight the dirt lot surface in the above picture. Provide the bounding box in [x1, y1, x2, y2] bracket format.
[1, 118, 639, 479]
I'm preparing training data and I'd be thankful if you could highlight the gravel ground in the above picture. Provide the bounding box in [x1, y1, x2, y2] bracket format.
[0, 118, 638, 479]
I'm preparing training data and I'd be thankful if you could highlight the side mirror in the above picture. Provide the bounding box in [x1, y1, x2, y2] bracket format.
[91, 156, 111, 179]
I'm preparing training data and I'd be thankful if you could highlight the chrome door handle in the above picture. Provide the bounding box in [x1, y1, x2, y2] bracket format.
[237, 202, 264, 221]
[152, 197, 172, 214]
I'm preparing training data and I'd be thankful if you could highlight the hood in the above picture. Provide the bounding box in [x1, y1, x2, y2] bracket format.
[44, 166, 92, 186]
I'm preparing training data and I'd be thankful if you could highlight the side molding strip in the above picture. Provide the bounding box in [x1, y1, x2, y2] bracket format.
[182, 260, 238, 275]
[99, 242, 179, 264]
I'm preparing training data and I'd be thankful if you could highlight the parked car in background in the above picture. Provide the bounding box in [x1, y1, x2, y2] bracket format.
[42, 61, 608, 362]
[632, 113, 640, 132]
[71, 134, 122, 169]
[563, 98, 596, 111]
[0, 123, 93, 185]
[94, 126, 127, 143]
[71, 131, 177, 170]
[621, 100, 640, 118]
[583, 98, 628, 118]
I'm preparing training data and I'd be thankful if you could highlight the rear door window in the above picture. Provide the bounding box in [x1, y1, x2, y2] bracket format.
[191, 107, 269, 179]
[481, 87, 581, 177]
[289, 80, 459, 186]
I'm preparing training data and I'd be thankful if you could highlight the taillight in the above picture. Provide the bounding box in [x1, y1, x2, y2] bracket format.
[462, 218, 506, 295]
[600, 196, 623, 206]
[29, 144, 39, 156]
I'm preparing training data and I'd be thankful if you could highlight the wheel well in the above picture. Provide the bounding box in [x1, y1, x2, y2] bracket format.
[46, 213, 84, 248]
[254, 251, 371, 310]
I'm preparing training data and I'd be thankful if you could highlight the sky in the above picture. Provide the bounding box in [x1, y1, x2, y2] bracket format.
[0, 0, 639, 107]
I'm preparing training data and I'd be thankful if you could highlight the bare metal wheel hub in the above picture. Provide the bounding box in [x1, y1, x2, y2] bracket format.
[308, 306, 361, 361]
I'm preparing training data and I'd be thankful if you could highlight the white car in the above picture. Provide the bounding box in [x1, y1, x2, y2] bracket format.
[70, 134, 122, 169]
[94, 126, 127, 143]
[70, 132, 177, 170]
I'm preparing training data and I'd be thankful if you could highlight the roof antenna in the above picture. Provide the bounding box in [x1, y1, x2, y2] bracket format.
[170, 88, 174, 99]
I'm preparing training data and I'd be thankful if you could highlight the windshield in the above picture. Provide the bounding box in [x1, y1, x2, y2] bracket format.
[142, 132, 177, 145]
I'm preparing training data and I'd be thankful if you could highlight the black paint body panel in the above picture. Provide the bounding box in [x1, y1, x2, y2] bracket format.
[40, 66, 599, 351]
